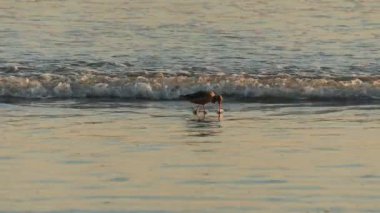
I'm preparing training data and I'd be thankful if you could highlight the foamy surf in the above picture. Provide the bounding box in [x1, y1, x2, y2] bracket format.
[1, 71, 379, 102]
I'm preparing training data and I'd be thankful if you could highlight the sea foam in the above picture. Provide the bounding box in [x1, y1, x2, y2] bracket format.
[0, 72, 379, 102]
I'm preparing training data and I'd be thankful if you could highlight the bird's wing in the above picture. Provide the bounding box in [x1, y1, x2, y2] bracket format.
[181, 91, 209, 99]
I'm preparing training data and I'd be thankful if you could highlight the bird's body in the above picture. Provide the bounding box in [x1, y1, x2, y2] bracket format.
[180, 91, 223, 117]
[180, 91, 216, 105]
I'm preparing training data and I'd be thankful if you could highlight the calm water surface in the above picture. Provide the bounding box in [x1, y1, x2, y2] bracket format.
[1, 101, 380, 212]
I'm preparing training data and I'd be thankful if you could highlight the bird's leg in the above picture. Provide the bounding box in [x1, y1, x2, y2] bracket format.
[193, 105, 200, 115]
[196, 105, 207, 118]
[202, 105, 207, 115]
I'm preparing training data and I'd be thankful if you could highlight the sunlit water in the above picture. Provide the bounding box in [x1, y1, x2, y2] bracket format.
[1, 101, 380, 213]
[1, 0, 380, 212]
[1, 0, 379, 72]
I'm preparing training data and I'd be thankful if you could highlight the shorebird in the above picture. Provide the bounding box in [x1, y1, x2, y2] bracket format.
[180, 91, 223, 115]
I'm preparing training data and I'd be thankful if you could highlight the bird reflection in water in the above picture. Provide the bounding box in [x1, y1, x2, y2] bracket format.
[185, 119, 223, 138]
[193, 109, 224, 122]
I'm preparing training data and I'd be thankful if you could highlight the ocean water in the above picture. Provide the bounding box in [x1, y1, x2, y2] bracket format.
[1, 0, 380, 212]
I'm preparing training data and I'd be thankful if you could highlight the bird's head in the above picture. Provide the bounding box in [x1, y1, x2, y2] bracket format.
[212, 94, 223, 110]
[211, 94, 222, 103]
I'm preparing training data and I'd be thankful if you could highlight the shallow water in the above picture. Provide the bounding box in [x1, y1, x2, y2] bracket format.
[1, 101, 380, 213]
[1, 0, 380, 212]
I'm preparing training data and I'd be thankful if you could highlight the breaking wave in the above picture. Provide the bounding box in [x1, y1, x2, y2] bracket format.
[1, 70, 380, 102]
